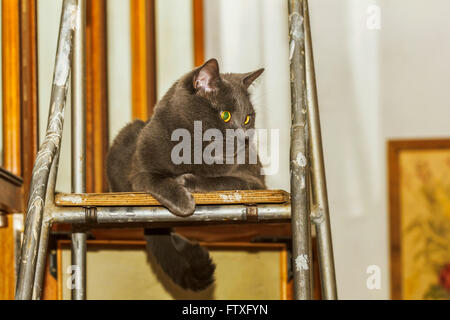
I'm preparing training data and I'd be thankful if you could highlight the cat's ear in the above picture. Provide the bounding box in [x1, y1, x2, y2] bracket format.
[193, 58, 221, 93]
[242, 68, 265, 89]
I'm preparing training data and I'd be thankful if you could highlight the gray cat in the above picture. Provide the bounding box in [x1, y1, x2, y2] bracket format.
[106, 59, 266, 291]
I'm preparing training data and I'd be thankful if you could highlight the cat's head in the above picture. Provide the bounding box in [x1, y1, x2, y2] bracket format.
[185, 58, 264, 132]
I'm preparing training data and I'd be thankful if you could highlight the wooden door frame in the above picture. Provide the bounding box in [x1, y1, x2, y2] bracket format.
[86, 0, 109, 193]
[0, 0, 39, 300]
[20, 0, 39, 203]
[1, 0, 39, 207]
[193, 0, 205, 67]
[130, 0, 157, 120]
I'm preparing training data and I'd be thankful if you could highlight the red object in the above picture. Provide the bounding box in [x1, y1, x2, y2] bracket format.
[439, 263, 450, 291]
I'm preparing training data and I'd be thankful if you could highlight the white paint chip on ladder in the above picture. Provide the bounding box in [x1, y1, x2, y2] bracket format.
[60, 195, 82, 204]
[219, 192, 243, 202]
[296, 152, 307, 167]
[295, 254, 309, 271]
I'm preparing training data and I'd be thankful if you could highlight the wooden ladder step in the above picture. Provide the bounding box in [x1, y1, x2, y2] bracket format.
[55, 189, 290, 207]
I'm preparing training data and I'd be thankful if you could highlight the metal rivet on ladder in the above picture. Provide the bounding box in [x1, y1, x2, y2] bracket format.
[84, 207, 97, 224]
[246, 206, 258, 222]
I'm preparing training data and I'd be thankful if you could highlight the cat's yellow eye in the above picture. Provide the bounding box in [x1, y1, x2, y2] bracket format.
[221, 111, 232, 123]
[244, 115, 251, 125]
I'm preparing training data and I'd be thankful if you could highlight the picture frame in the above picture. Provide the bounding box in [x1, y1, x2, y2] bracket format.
[388, 139, 450, 300]
[56, 240, 291, 300]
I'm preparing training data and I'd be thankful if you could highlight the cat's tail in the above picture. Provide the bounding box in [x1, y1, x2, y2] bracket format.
[144, 228, 215, 291]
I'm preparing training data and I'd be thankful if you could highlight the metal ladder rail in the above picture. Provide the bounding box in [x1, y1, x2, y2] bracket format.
[15, 0, 78, 300]
[15, 0, 337, 300]
[302, 0, 337, 299]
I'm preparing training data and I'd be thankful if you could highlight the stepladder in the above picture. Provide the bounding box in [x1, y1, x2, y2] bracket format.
[15, 0, 337, 300]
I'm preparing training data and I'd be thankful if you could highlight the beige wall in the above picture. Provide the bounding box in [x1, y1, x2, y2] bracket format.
[107, 0, 133, 144]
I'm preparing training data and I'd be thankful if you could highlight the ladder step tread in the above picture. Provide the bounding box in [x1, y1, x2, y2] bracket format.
[55, 190, 290, 207]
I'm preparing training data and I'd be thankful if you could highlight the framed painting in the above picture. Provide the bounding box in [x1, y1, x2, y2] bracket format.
[56, 240, 291, 300]
[389, 139, 450, 300]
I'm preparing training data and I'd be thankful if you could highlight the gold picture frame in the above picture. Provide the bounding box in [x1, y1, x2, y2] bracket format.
[57, 240, 291, 300]
[388, 139, 450, 300]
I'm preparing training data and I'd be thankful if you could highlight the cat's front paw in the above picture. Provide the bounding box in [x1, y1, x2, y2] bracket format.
[164, 187, 196, 217]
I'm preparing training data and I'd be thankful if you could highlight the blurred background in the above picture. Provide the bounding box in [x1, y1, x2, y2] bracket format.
[0, 0, 449, 300]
